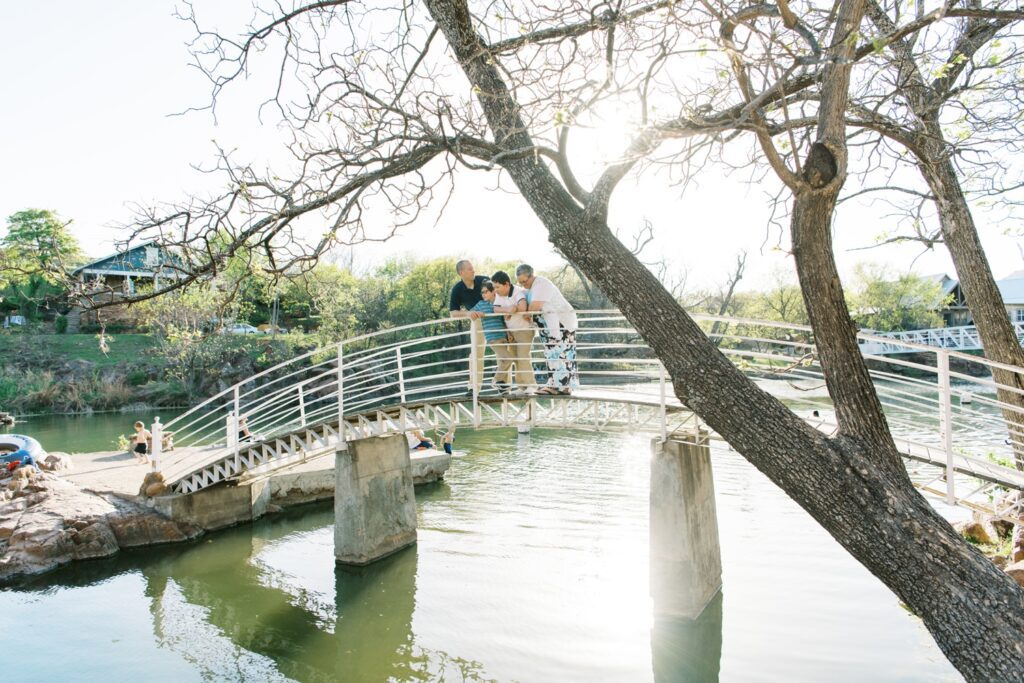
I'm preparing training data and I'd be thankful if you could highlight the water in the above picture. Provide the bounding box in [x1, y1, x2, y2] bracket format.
[1, 409, 185, 454]
[0, 424, 962, 681]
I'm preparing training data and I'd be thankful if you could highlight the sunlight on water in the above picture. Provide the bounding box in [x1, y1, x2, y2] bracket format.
[0, 426, 963, 682]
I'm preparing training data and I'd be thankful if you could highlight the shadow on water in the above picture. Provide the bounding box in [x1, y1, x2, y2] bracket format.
[651, 592, 724, 683]
[11, 501, 494, 681]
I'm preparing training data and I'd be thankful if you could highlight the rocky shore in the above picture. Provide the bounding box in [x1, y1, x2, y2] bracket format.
[0, 447, 450, 584]
[0, 459, 202, 583]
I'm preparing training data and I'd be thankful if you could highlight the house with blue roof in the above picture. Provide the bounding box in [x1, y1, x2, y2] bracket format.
[71, 240, 182, 294]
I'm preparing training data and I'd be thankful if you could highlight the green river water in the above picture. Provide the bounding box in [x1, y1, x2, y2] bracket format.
[0, 414, 962, 681]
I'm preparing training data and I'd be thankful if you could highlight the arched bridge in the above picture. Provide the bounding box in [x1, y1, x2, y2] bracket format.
[151, 312, 1024, 523]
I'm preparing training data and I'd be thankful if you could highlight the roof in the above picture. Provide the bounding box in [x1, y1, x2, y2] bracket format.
[72, 241, 177, 276]
[922, 273, 960, 298]
[997, 277, 1024, 305]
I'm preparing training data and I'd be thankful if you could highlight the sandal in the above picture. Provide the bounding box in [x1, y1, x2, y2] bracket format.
[536, 387, 559, 395]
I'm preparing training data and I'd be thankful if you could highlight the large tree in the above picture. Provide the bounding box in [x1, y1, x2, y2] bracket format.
[0, 209, 83, 320]
[848, 0, 1024, 466]
[125, 1, 1024, 677]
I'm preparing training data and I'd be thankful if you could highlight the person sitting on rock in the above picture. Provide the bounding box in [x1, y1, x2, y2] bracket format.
[132, 421, 151, 464]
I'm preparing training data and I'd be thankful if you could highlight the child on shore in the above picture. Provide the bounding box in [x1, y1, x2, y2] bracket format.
[438, 426, 456, 455]
[132, 421, 151, 464]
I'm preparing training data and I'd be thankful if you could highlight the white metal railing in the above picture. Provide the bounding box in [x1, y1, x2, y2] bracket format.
[152, 311, 1024, 505]
[858, 322, 1024, 355]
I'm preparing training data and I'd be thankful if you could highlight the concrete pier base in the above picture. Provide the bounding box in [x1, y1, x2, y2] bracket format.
[650, 434, 722, 619]
[334, 434, 418, 566]
[151, 478, 271, 531]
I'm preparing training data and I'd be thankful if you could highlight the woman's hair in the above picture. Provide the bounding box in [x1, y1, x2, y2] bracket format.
[491, 270, 511, 286]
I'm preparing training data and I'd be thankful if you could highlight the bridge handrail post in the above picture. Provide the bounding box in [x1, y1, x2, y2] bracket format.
[396, 347, 406, 404]
[233, 385, 241, 470]
[937, 349, 955, 504]
[659, 363, 668, 442]
[298, 381, 307, 428]
[150, 416, 162, 473]
[470, 319, 480, 427]
[337, 342, 345, 442]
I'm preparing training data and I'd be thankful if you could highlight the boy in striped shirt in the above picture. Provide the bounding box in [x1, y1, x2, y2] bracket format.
[470, 280, 515, 394]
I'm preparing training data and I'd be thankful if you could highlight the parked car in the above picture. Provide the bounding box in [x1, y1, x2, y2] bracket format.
[225, 323, 259, 335]
[257, 324, 287, 334]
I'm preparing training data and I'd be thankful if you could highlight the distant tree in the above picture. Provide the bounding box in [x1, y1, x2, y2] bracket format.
[0, 209, 84, 320]
[850, 264, 948, 332]
[0, 209, 83, 280]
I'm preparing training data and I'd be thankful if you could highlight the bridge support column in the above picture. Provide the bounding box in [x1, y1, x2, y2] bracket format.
[334, 434, 417, 566]
[650, 434, 722, 619]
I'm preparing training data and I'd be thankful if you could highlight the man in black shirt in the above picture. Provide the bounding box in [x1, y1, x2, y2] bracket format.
[450, 259, 488, 392]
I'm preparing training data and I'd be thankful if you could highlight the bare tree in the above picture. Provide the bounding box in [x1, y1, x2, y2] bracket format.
[844, 1, 1024, 467]
[123, 1, 1024, 676]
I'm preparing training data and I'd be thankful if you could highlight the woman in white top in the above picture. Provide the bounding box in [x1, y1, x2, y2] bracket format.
[515, 264, 579, 395]
[491, 270, 536, 393]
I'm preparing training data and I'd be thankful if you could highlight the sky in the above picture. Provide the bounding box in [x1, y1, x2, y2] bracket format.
[2, 1, 1022, 293]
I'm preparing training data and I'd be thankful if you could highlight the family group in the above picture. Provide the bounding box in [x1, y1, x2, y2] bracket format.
[449, 260, 579, 396]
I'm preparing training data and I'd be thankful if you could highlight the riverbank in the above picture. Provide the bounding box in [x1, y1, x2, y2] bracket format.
[0, 331, 317, 415]
[0, 446, 450, 584]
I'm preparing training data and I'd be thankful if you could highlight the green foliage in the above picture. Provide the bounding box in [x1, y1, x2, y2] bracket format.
[54, 314, 68, 334]
[0, 209, 84, 321]
[849, 264, 949, 332]
[1, 209, 83, 281]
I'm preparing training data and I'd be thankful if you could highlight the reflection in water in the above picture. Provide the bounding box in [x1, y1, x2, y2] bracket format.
[132, 504, 494, 682]
[1, 428, 962, 682]
[651, 592, 723, 683]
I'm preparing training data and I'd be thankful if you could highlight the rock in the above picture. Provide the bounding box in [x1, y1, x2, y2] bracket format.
[144, 482, 168, 498]
[138, 471, 166, 498]
[0, 471, 202, 583]
[956, 515, 999, 546]
[40, 453, 73, 472]
[1005, 560, 1024, 588]
[1013, 524, 1024, 564]
[991, 555, 1009, 569]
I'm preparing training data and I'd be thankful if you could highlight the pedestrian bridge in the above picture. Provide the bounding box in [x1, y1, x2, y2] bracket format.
[151, 312, 1024, 523]
[858, 322, 1024, 355]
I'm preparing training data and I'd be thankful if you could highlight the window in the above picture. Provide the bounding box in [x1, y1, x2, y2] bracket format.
[1015, 308, 1024, 323]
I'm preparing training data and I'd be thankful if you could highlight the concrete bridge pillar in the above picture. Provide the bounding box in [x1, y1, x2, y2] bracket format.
[650, 433, 722, 619]
[334, 434, 418, 566]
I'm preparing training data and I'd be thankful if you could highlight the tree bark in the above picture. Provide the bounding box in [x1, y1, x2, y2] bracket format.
[424, 1, 1024, 678]
[918, 140, 1024, 467]
[863, 1, 1024, 466]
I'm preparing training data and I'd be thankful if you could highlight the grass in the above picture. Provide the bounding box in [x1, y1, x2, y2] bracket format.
[0, 331, 161, 367]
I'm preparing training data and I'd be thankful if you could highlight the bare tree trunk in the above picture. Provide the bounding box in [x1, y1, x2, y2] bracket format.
[863, 1, 1024, 466]
[424, 1, 1024, 677]
[707, 251, 747, 345]
[920, 144, 1024, 467]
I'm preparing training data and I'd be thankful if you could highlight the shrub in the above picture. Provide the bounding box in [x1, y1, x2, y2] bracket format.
[54, 315, 68, 334]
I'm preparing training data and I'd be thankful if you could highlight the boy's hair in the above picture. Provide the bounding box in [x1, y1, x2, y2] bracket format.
[134, 421, 144, 429]
[491, 270, 511, 286]
[480, 279, 495, 292]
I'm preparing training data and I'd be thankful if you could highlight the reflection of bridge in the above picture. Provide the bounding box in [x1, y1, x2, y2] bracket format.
[858, 322, 1024, 356]
[153, 312, 1024, 523]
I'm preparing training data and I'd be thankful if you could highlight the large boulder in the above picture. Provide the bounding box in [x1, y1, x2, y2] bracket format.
[0, 471, 202, 583]
[39, 452, 73, 473]
[1013, 524, 1024, 564]
[954, 514, 1000, 546]
[1005, 560, 1024, 588]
